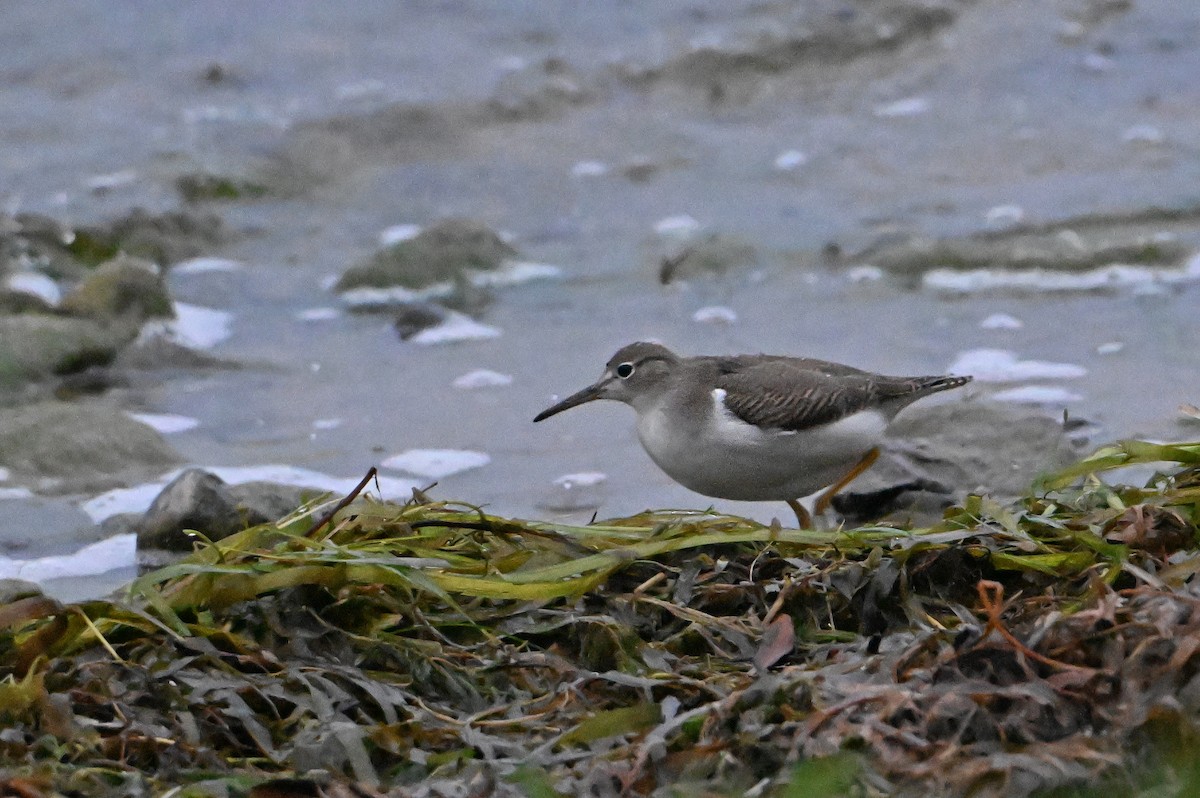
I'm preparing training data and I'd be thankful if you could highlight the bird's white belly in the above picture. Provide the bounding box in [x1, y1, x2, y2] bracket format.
[636, 404, 887, 501]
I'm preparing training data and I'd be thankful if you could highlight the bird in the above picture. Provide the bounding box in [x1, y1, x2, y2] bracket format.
[533, 341, 972, 528]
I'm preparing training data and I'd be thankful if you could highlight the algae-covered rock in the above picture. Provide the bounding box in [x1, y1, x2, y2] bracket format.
[60, 255, 174, 321]
[68, 208, 226, 267]
[0, 401, 180, 485]
[176, 172, 269, 202]
[336, 218, 516, 292]
[0, 315, 132, 387]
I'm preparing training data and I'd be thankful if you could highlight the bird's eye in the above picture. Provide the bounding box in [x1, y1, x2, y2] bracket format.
[615, 362, 635, 379]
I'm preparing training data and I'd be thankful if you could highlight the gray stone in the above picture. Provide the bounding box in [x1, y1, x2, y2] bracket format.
[834, 401, 1081, 525]
[336, 218, 516, 292]
[0, 314, 132, 387]
[229, 481, 312, 524]
[0, 401, 180, 488]
[0, 578, 44, 604]
[136, 468, 244, 551]
[60, 255, 173, 322]
[137, 472, 314, 552]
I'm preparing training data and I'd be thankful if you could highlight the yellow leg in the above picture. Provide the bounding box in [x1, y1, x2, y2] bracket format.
[786, 498, 813, 529]
[813, 447, 881, 515]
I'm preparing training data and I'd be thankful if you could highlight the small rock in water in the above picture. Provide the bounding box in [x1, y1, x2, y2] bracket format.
[381, 449, 491, 479]
[393, 302, 447, 340]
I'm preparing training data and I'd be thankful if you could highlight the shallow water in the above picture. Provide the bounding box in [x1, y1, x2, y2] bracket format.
[2, 1, 1199, 595]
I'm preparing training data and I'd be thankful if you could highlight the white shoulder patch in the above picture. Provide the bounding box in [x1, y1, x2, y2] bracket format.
[710, 388, 768, 443]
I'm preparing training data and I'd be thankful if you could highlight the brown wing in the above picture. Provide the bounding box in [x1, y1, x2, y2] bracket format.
[715, 358, 970, 432]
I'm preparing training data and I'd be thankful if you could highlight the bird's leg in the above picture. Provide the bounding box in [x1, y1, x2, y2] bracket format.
[786, 498, 813, 529]
[813, 446, 881, 515]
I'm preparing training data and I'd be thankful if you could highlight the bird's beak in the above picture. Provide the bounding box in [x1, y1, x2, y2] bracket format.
[533, 378, 610, 422]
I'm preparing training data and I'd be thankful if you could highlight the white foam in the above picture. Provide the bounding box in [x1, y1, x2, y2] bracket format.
[339, 286, 420, 307]
[991, 386, 1083, 404]
[85, 170, 138, 192]
[127, 412, 200, 434]
[0, 534, 136, 582]
[985, 205, 1025, 225]
[1123, 124, 1164, 144]
[4, 272, 61, 305]
[1096, 341, 1124, 355]
[296, 307, 341, 322]
[571, 160, 609, 177]
[410, 311, 501, 345]
[553, 472, 607, 489]
[339, 260, 560, 308]
[654, 214, 701, 237]
[81, 466, 420, 523]
[139, 303, 233, 350]
[381, 449, 491, 479]
[947, 349, 1087, 382]
[312, 418, 344, 430]
[846, 265, 884, 283]
[692, 305, 738, 324]
[0, 487, 34, 500]
[773, 149, 808, 171]
[874, 97, 930, 117]
[378, 224, 423, 246]
[172, 257, 243, 275]
[471, 260, 562, 287]
[0, 466, 9, 482]
[452, 369, 514, 389]
[924, 252, 1200, 294]
[979, 313, 1024, 330]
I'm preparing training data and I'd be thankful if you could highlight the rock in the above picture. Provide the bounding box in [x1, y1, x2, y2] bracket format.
[136, 468, 244, 551]
[137, 471, 314, 552]
[336, 218, 517, 292]
[113, 334, 228, 371]
[0, 315, 133, 387]
[0, 401, 180, 488]
[833, 402, 1081, 525]
[230, 481, 312, 524]
[60, 255, 174, 322]
[176, 172, 268, 202]
[0, 578, 44, 604]
[69, 208, 226, 267]
[488, 57, 594, 121]
[658, 233, 759, 284]
[392, 302, 447, 340]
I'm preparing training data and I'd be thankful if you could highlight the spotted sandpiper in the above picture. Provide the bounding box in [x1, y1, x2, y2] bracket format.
[534, 342, 972, 528]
